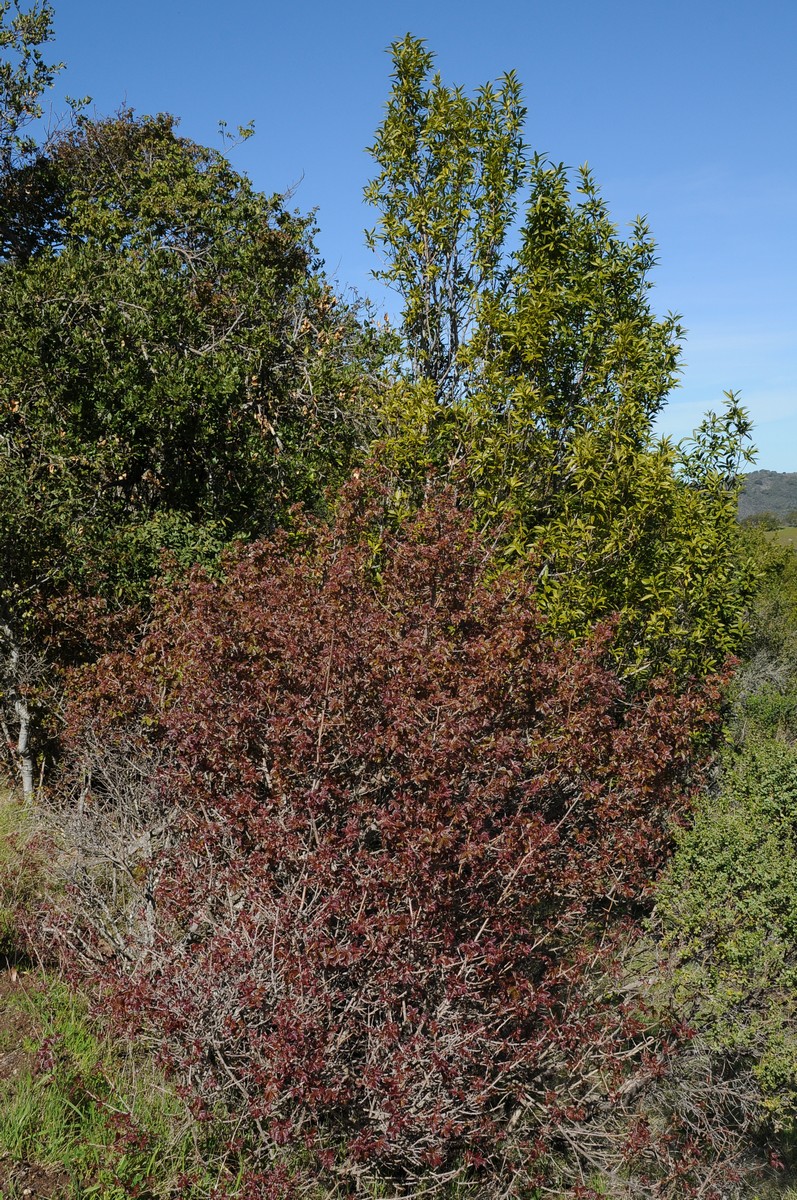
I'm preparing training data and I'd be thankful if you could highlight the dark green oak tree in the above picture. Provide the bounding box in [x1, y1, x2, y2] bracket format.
[0, 0, 60, 168]
[0, 110, 384, 795]
[0, 0, 61, 799]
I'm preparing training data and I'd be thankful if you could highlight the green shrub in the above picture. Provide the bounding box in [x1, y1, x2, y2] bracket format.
[658, 736, 797, 1136]
[741, 512, 783, 531]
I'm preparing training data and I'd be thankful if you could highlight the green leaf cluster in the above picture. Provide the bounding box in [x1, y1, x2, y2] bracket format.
[365, 33, 526, 397]
[0, 111, 383, 631]
[0, 0, 61, 169]
[366, 37, 756, 679]
[658, 735, 797, 1134]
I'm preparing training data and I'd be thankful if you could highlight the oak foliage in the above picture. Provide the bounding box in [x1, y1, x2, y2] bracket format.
[50, 478, 725, 1195]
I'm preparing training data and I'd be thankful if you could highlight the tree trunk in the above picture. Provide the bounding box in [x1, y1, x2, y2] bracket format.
[1, 624, 36, 805]
[14, 693, 34, 804]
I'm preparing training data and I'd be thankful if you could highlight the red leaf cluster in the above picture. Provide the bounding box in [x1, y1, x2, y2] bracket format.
[57, 479, 723, 1193]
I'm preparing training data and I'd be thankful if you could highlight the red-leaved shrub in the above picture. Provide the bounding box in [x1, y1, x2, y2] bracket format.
[49, 478, 731, 1196]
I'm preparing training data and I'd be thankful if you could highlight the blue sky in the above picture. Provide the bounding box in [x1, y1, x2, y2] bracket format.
[46, 0, 796, 470]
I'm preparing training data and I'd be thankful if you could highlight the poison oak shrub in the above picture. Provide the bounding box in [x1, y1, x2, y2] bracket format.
[47, 477, 730, 1196]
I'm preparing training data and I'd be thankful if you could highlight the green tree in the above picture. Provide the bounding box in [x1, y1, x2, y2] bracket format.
[366, 37, 756, 681]
[1, 112, 381, 603]
[0, 0, 67, 263]
[0, 0, 61, 801]
[365, 33, 526, 398]
[0, 110, 383, 796]
[740, 511, 782, 531]
[0, 0, 60, 169]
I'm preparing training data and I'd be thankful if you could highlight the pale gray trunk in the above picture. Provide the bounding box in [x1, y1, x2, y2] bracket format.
[14, 693, 34, 805]
[1, 624, 36, 805]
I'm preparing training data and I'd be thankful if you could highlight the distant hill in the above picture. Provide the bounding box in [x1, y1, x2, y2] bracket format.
[738, 470, 797, 521]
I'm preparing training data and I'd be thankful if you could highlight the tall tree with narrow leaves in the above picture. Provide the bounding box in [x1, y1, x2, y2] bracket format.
[365, 34, 526, 399]
[366, 37, 757, 683]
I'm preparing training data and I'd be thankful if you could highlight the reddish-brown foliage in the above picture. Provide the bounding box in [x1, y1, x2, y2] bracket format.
[51, 479, 729, 1196]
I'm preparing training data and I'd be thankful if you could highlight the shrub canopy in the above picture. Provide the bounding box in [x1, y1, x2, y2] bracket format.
[54, 479, 725, 1194]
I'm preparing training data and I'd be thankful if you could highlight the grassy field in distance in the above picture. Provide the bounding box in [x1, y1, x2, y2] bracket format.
[768, 527, 797, 550]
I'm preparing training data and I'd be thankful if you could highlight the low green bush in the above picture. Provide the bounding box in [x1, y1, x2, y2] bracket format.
[658, 736, 797, 1140]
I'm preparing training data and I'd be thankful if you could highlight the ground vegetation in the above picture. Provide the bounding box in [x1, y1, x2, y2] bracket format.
[0, 11, 791, 1200]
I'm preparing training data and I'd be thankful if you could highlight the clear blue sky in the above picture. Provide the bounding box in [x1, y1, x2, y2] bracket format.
[46, 0, 796, 471]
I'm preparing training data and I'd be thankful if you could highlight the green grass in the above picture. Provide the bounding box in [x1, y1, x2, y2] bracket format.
[0, 974, 244, 1198]
[767, 526, 797, 550]
[0, 787, 243, 1199]
[0, 786, 35, 960]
